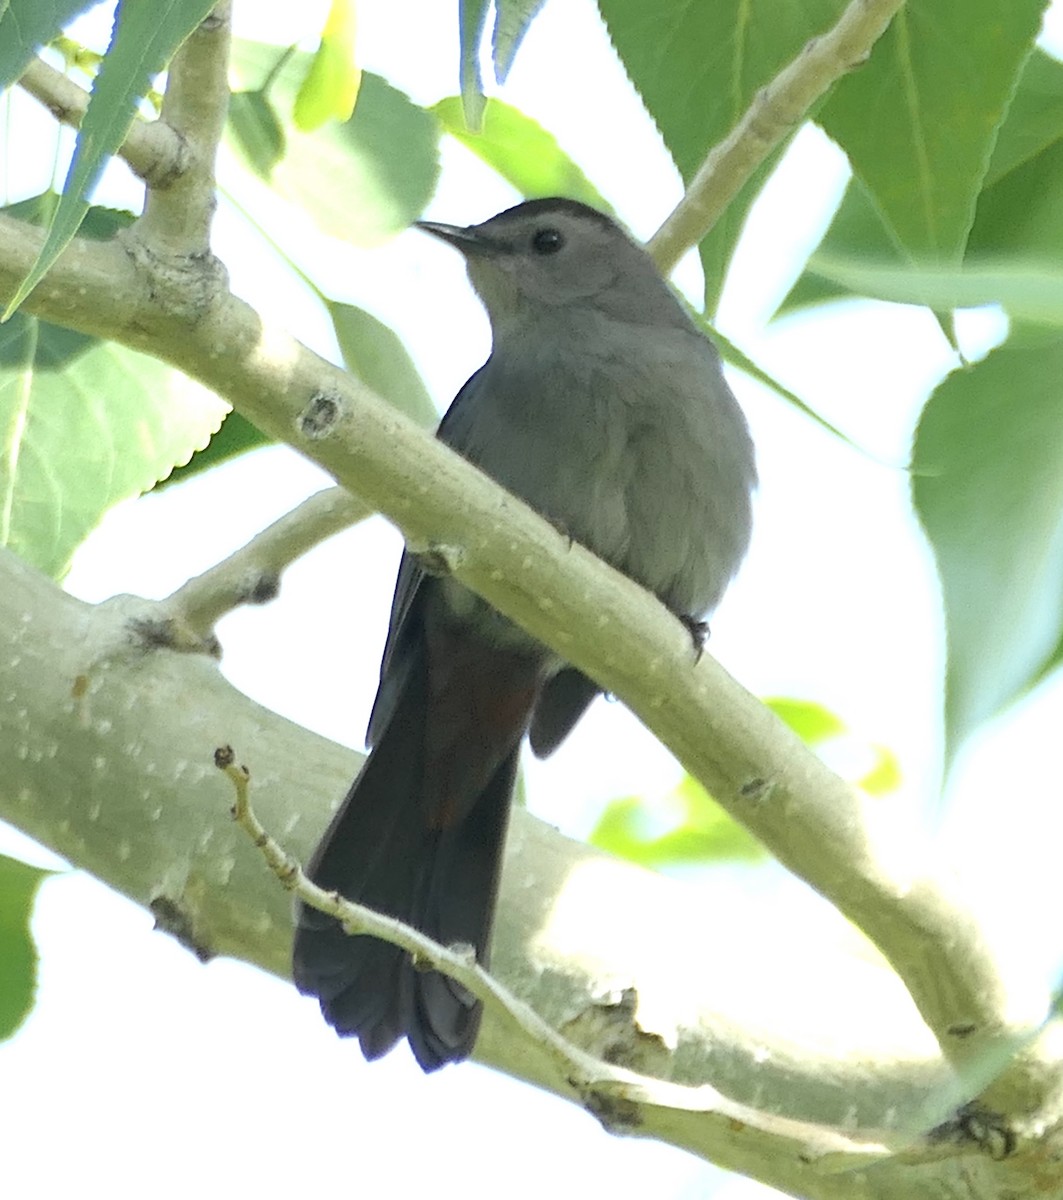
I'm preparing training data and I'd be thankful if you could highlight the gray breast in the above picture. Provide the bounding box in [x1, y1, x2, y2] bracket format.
[444, 313, 755, 623]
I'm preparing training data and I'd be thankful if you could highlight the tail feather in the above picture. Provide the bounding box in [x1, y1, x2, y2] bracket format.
[292, 636, 523, 1070]
[408, 748, 519, 1067]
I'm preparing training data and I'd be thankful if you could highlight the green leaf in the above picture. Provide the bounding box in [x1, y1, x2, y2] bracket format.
[765, 697, 846, 743]
[156, 285, 440, 495]
[819, 0, 1046, 264]
[770, 697, 904, 795]
[153, 410, 268, 491]
[592, 697, 900, 867]
[807, 255, 1063, 326]
[0, 853, 52, 1043]
[777, 177, 893, 316]
[293, 0, 361, 132]
[968, 54, 1063, 269]
[226, 42, 439, 248]
[912, 335, 1063, 755]
[432, 97, 610, 209]
[695, 310, 872, 454]
[0, 308, 228, 575]
[596, 0, 846, 314]
[4, 0, 219, 318]
[982, 49, 1063, 187]
[0, 0, 98, 90]
[492, 0, 547, 83]
[326, 301, 437, 428]
[697, 151, 792, 317]
[162, 300, 441, 486]
[859, 745, 903, 796]
[227, 88, 286, 177]
[589, 775, 767, 868]
[458, 0, 489, 130]
[768, 696, 900, 792]
[780, 43, 1063, 318]
[1, 194, 227, 574]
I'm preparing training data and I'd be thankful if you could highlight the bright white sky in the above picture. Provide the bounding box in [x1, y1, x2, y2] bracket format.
[4, 3, 1063, 1198]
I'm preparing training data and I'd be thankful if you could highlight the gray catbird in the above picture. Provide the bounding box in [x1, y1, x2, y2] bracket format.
[292, 197, 756, 1070]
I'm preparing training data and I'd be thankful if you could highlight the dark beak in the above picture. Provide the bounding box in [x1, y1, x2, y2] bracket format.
[415, 220, 493, 256]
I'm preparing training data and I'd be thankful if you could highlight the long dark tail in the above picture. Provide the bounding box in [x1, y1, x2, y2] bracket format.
[291, 639, 522, 1070]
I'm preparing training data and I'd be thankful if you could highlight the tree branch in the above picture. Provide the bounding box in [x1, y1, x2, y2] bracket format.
[7, 538, 1060, 1194]
[647, 0, 907, 272]
[218, 741, 899, 1171]
[0, 543, 981, 1199]
[0, 198, 1054, 1128]
[134, 1, 232, 255]
[160, 486, 370, 639]
[17, 56, 190, 189]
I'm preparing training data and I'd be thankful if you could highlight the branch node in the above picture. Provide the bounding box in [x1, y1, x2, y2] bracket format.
[561, 986, 672, 1074]
[947, 1021, 979, 1040]
[928, 1101, 1019, 1161]
[738, 775, 774, 801]
[297, 392, 344, 440]
[580, 1085, 644, 1134]
[244, 571, 281, 606]
[130, 615, 220, 658]
[150, 894, 215, 962]
[119, 230, 230, 325]
[412, 543, 466, 576]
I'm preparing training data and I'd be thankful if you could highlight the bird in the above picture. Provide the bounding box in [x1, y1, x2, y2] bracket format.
[292, 197, 756, 1070]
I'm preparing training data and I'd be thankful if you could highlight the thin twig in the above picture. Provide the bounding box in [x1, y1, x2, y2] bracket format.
[216, 744, 896, 1167]
[648, 0, 907, 273]
[162, 486, 370, 637]
[18, 57, 189, 189]
[135, 1, 233, 255]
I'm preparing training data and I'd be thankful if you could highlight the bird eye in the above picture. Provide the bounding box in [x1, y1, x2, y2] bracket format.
[531, 227, 565, 255]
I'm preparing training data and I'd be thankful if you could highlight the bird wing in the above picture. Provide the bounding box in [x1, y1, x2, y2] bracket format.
[365, 366, 489, 747]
